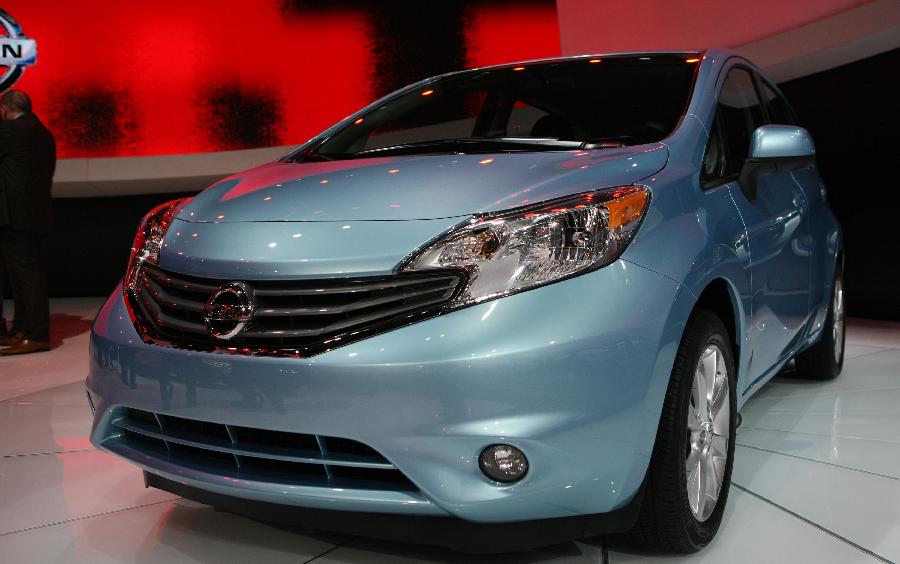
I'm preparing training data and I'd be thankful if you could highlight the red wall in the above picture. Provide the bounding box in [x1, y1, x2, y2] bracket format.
[3, 1, 560, 158]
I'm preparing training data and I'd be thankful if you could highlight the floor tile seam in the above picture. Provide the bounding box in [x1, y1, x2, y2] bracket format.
[735, 443, 900, 482]
[731, 483, 894, 563]
[748, 384, 900, 402]
[1, 448, 97, 458]
[846, 341, 900, 350]
[299, 536, 358, 564]
[740, 409, 900, 417]
[740, 424, 900, 445]
[0, 498, 179, 537]
[0, 383, 90, 404]
[845, 345, 898, 354]
[0, 403, 93, 408]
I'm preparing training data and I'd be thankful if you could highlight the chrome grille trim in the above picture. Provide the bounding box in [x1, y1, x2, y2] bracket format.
[129, 262, 464, 357]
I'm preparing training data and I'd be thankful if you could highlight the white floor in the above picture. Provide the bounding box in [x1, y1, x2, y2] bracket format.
[1, 299, 898, 563]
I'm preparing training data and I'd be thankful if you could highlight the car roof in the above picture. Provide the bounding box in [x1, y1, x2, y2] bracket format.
[423, 48, 748, 82]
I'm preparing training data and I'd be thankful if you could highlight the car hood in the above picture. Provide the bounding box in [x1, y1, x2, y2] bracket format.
[177, 144, 668, 222]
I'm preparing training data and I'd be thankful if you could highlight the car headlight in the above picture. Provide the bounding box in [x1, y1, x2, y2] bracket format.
[403, 186, 649, 307]
[125, 198, 191, 292]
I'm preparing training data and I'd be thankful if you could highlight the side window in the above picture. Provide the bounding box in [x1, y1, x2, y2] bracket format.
[702, 67, 766, 186]
[717, 67, 766, 177]
[760, 80, 796, 125]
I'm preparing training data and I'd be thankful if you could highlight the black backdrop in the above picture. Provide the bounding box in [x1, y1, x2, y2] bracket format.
[31, 48, 900, 321]
[778, 47, 900, 320]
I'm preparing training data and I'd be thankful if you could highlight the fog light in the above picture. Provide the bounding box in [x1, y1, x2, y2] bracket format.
[479, 444, 528, 483]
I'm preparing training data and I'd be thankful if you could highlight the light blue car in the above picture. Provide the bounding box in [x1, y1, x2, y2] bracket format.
[86, 50, 843, 553]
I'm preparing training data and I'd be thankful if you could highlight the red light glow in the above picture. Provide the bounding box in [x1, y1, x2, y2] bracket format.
[5, 0, 560, 158]
[463, 2, 560, 68]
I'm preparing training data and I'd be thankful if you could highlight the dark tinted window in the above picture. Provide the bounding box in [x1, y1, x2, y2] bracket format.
[361, 91, 488, 151]
[760, 80, 796, 125]
[717, 67, 765, 176]
[507, 100, 552, 138]
[309, 55, 699, 159]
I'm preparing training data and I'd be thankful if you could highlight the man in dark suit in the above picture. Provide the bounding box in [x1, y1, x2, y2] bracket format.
[0, 90, 56, 355]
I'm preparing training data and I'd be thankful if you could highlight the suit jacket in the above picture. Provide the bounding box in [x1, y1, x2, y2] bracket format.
[0, 112, 57, 233]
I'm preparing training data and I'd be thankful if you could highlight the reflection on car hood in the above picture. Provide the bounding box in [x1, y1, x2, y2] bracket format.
[177, 144, 668, 222]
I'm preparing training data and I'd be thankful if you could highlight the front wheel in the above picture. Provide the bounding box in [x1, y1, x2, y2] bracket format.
[795, 269, 845, 380]
[625, 309, 737, 553]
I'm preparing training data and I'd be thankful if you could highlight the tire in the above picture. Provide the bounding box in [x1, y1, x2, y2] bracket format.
[625, 309, 737, 553]
[795, 268, 845, 380]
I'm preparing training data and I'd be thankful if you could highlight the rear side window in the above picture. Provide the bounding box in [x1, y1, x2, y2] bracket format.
[760, 80, 796, 125]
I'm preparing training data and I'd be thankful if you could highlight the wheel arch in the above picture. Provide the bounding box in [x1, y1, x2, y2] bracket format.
[690, 276, 747, 394]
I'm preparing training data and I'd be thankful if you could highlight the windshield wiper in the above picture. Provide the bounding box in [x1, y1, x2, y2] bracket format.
[352, 137, 588, 158]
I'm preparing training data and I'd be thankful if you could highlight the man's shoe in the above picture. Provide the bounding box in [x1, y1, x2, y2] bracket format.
[0, 331, 24, 347]
[0, 339, 50, 356]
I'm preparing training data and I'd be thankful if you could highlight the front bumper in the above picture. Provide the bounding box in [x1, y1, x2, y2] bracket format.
[87, 259, 693, 524]
[143, 471, 641, 552]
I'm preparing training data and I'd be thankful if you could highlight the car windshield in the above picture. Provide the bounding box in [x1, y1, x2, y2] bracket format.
[295, 54, 699, 161]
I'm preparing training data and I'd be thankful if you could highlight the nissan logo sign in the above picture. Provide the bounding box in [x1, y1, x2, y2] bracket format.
[0, 9, 37, 92]
[203, 282, 255, 340]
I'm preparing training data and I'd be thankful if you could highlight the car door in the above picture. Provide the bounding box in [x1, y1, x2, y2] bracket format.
[712, 65, 812, 387]
[757, 77, 831, 330]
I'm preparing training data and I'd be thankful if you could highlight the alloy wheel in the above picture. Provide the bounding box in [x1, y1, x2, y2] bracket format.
[686, 344, 730, 522]
[833, 277, 845, 363]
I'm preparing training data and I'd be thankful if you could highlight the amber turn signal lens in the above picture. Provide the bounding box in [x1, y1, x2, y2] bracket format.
[606, 189, 649, 230]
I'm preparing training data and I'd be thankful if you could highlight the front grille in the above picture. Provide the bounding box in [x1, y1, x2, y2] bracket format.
[129, 262, 463, 357]
[105, 408, 417, 491]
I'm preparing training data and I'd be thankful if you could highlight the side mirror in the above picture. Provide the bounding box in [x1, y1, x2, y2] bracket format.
[739, 125, 816, 200]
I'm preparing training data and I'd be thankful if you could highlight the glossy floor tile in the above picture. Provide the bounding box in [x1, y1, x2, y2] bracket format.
[732, 445, 900, 561]
[0, 400, 93, 456]
[0, 449, 178, 534]
[0, 499, 347, 564]
[736, 426, 900, 480]
[739, 410, 900, 444]
[0, 299, 898, 563]
[606, 488, 881, 564]
[0, 298, 102, 402]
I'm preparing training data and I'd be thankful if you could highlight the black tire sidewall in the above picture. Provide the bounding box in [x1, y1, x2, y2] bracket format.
[674, 311, 738, 547]
[796, 268, 845, 379]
